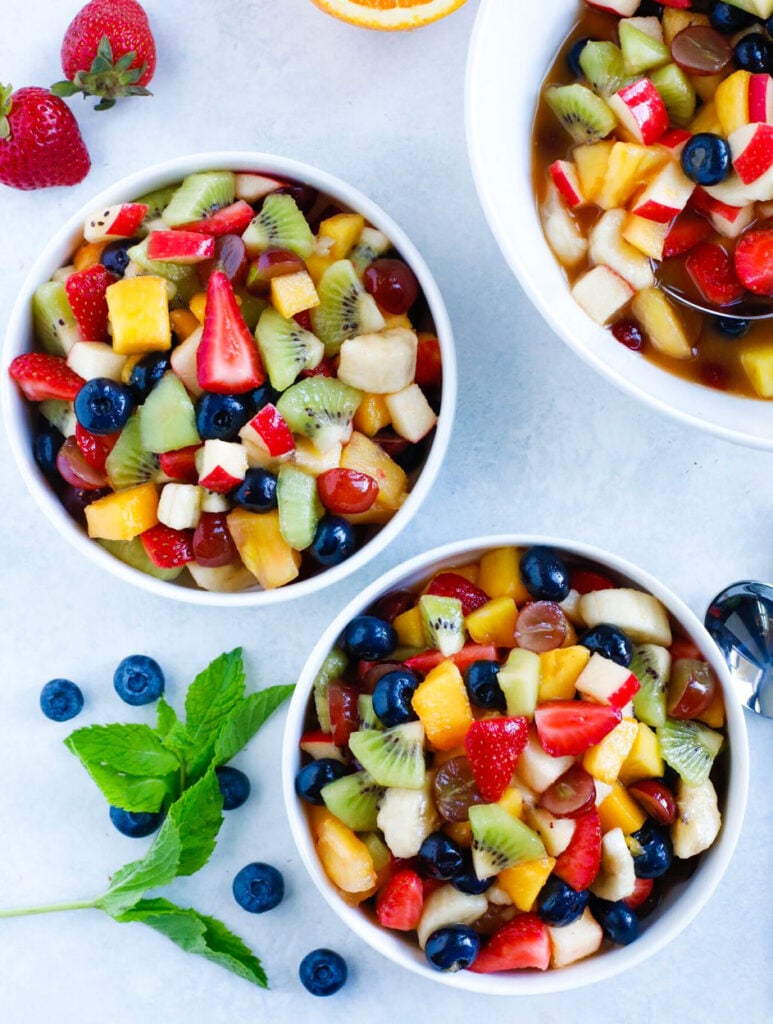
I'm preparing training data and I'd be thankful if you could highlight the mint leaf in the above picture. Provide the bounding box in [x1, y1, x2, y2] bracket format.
[117, 898, 268, 987]
[66, 724, 181, 778]
[79, 761, 174, 813]
[156, 697, 181, 738]
[96, 818, 182, 918]
[182, 649, 246, 779]
[165, 767, 222, 876]
[213, 684, 295, 765]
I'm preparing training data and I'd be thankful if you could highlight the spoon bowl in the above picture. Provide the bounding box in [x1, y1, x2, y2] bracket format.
[652, 259, 773, 321]
[705, 580, 773, 717]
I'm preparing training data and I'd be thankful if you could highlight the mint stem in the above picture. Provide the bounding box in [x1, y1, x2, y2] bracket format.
[0, 898, 97, 918]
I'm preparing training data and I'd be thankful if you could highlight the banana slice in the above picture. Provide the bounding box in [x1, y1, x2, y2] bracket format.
[671, 777, 722, 859]
[417, 885, 488, 949]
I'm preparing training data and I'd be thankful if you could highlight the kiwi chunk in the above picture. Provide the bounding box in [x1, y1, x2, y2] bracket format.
[277, 463, 323, 550]
[631, 643, 671, 728]
[161, 171, 235, 227]
[32, 281, 81, 356]
[358, 694, 383, 731]
[657, 718, 723, 786]
[649, 64, 696, 127]
[242, 194, 314, 259]
[313, 646, 348, 734]
[546, 83, 617, 144]
[39, 399, 76, 438]
[98, 538, 184, 581]
[579, 42, 627, 100]
[618, 21, 670, 76]
[419, 594, 465, 657]
[348, 721, 426, 789]
[321, 770, 384, 831]
[105, 412, 160, 490]
[276, 376, 362, 453]
[134, 183, 179, 221]
[469, 804, 547, 880]
[255, 307, 324, 391]
[349, 227, 391, 277]
[139, 372, 200, 454]
[310, 260, 386, 355]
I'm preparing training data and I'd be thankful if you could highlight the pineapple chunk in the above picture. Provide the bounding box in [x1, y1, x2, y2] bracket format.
[631, 287, 700, 360]
[619, 722, 664, 784]
[465, 597, 518, 647]
[689, 99, 722, 136]
[573, 141, 615, 203]
[622, 214, 669, 260]
[337, 327, 417, 394]
[497, 857, 555, 911]
[226, 508, 300, 589]
[270, 270, 319, 319]
[85, 483, 159, 541]
[538, 646, 590, 702]
[106, 276, 172, 355]
[411, 660, 473, 751]
[662, 7, 708, 46]
[741, 343, 773, 397]
[583, 718, 639, 785]
[715, 70, 752, 137]
[340, 431, 407, 510]
[595, 143, 665, 210]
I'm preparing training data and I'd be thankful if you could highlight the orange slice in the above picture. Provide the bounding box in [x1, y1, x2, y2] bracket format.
[310, 0, 468, 31]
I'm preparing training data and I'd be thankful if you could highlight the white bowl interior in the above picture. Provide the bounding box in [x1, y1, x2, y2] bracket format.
[1, 151, 456, 605]
[282, 534, 749, 995]
[465, 0, 773, 450]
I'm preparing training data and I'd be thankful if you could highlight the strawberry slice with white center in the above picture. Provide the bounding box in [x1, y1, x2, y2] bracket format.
[8, 352, 85, 401]
[464, 716, 529, 803]
[376, 869, 424, 931]
[534, 700, 621, 757]
[140, 523, 195, 568]
[608, 78, 669, 146]
[196, 270, 265, 393]
[685, 242, 745, 306]
[575, 652, 640, 708]
[734, 228, 773, 294]
[64, 264, 116, 341]
[146, 230, 216, 264]
[426, 572, 490, 615]
[182, 200, 255, 237]
[83, 202, 148, 243]
[553, 807, 603, 892]
[468, 913, 551, 973]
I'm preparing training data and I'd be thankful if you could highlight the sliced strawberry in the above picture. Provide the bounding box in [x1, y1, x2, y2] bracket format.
[464, 717, 529, 803]
[140, 523, 195, 568]
[403, 643, 499, 675]
[685, 242, 745, 307]
[414, 334, 443, 389]
[623, 876, 655, 910]
[426, 572, 490, 616]
[8, 353, 85, 401]
[553, 807, 602, 892]
[376, 869, 424, 931]
[534, 700, 621, 757]
[468, 913, 550, 973]
[327, 678, 360, 747]
[734, 228, 773, 295]
[300, 355, 336, 378]
[183, 200, 255, 237]
[75, 422, 119, 472]
[196, 270, 265, 394]
[570, 569, 616, 594]
[158, 444, 201, 484]
[662, 210, 713, 259]
[64, 264, 115, 341]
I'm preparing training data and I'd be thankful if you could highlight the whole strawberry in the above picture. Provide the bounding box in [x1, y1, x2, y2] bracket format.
[0, 83, 90, 190]
[53, 0, 156, 111]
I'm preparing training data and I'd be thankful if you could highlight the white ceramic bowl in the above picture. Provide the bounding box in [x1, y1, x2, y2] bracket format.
[465, 0, 773, 450]
[283, 535, 749, 994]
[1, 151, 456, 605]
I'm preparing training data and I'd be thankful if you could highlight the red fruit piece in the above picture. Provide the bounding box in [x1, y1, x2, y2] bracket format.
[570, 569, 616, 594]
[300, 355, 336, 378]
[196, 270, 265, 394]
[623, 876, 655, 910]
[426, 572, 489, 616]
[192, 511, 237, 568]
[158, 444, 201, 484]
[464, 717, 529, 803]
[0, 84, 90, 191]
[611, 319, 646, 351]
[246, 403, 295, 457]
[414, 334, 443, 390]
[65, 264, 115, 340]
[514, 601, 568, 653]
[197, 234, 248, 287]
[146, 230, 215, 264]
[685, 243, 745, 307]
[317, 468, 379, 515]
[140, 523, 194, 568]
[376, 869, 424, 931]
[56, 435, 109, 490]
[403, 643, 499, 676]
[663, 210, 713, 258]
[734, 229, 773, 295]
[298, 730, 342, 762]
[468, 913, 550, 973]
[75, 422, 119, 471]
[327, 679, 360, 747]
[8, 353, 85, 401]
[182, 200, 255, 237]
[553, 807, 603, 892]
[628, 779, 678, 825]
[534, 700, 622, 757]
[670, 636, 702, 661]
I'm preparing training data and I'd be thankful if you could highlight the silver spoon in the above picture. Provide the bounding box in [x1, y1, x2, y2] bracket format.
[650, 258, 773, 321]
[704, 581, 773, 717]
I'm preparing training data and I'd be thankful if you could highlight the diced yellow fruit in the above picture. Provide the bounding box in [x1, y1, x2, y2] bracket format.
[353, 392, 391, 436]
[307, 804, 332, 837]
[573, 141, 615, 203]
[619, 722, 664, 785]
[562, 620, 578, 648]
[411, 659, 473, 751]
[741, 343, 773, 397]
[465, 597, 518, 647]
[715, 70, 751, 136]
[631, 288, 699, 360]
[697, 687, 725, 729]
[477, 546, 530, 603]
[445, 563, 480, 584]
[318, 213, 365, 259]
[444, 820, 473, 848]
[189, 291, 208, 323]
[583, 719, 639, 785]
[497, 786, 524, 819]
[315, 815, 377, 893]
[340, 431, 407, 510]
[498, 857, 556, 912]
[690, 72, 725, 104]
[226, 508, 301, 589]
[85, 482, 159, 541]
[292, 436, 341, 476]
[343, 506, 396, 526]
[663, 8, 708, 45]
[393, 605, 425, 648]
[270, 270, 320, 318]
[305, 251, 336, 285]
[120, 353, 144, 385]
[169, 307, 201, 342]
[381, 312, 414, 331]
[622, 214, 669, 261]
[595, 142, 662, 210]
[73, 240, 107, 271]
[689, 100, 721, 135]
[538, 646, 590, 702]
[432, 744, 467, 767]
[598, 781, 647, 835]
[107, 276, 171, 355]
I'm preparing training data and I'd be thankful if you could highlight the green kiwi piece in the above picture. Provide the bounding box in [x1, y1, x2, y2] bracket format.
[139, 372, 200, 454]
[358, 694, 383, 731]
[618, 21, 670, 76]
[348, 721, 426, 789]
[276, 376, 362, 453]
[98, 538, 184, 581]
[255, 307, 324, 391]
[39, 399, 76, 437]
[359, 830, 392, 873]
[134, 184, 179, 221]
[235, 290, 267, 331]
[546, 83, 617, 144]
[310, 259, 386, 355]
[161, 171, 235, 227]
[314, 646, 349, 733]
[469, 804, 547, 880]
[419, 594, 465, 657]
[349, 227, 391, 277]
[657, 718, 723, 786]
[32, 281, 81, 356]
[242, 194, 314, 258]
[321, 770, 384, 831]
[649, 63, 696, 127]
[105, 413, 160, 490]
[579, 41, 627, 99]
[631, 643, 671, 728]
[276, 463, 323, 550]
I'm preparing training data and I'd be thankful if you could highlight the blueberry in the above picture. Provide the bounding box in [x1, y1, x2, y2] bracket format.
[710, 1, 758, 33]
[109, 805, 163, 838]
[536, 875, 590, 927]
[631, 823, 673, 879]
[417, 831, 465, 881]
[232, 862, 284, 913]
[451, 857, 496, 895]
[34, 421, 65, 481]
[579, 624, 633, 667]
[425, 925, 480, 972]
[245, 382, 280, 415]
[195, 392, 254, 441]
[768, 15, 773, 36]
[680, 133, 732, 186]
[566, 37, 590, 77]
[100, 238, 139, 278]
[734, 32, 773, 73]
[372, 669, 419, 726]
[113, 654, 165, 705]
[39, 678, 84, 721]
[233, 468, 278, 512]
[310, 515, 356, 567]
[295, 758, 349, 804]
[589, 896, 640, 945]
[634, 0, 661, 16]
[464, 659, 506, 710]
[342, 614, 397, 660]
[299, 948, 347, 996]
[215, 765, 251, 810]
[74, 378, 134, 435]
[519, 545, 571, 602]
[717, 316, 750, 338]
[128, 353, 171, 403]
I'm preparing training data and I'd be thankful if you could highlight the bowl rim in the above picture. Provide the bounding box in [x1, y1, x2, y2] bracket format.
[282, 533, 750, 995]
[1, 150, 457, 606]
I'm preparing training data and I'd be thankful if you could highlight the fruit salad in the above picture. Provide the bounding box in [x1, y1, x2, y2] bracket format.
[535, 0, 773, 398]
[7, 169, 443, 592]
[294, 544, 727, 974]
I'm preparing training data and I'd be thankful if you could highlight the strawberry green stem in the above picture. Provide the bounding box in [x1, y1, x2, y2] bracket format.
[0, 898, 97, 918]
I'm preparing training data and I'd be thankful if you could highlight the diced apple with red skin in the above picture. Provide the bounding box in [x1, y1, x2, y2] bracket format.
[583, 0, 639, 15]
[299, 730, 347, 763]
[575, 652, 640, 708]
[710, 202, 754, 238]
[84, 203, 148, 242]
[241, 403, 295, 458]
[609, 79, 669, 146]
[540, 180, 588, 267]
[234, 173, 287, 203]
[730, 122, 773, 184]
[748, 73, 773, 124]
[630, 162, 695, 223]
[549, 160, 585, 208]
[588, 209, 655, 289]
[571, 266, 634, 325]
[658, 128, 692, 156]
[147, 230, 216, 264]
[196, 439, 248, 493]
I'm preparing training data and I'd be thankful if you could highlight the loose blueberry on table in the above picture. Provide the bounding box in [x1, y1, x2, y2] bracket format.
[39, 678, 84, 721]
[298, 948, 348, 996]
[232, 862, 285, 914]
[113, 653, 165, 705]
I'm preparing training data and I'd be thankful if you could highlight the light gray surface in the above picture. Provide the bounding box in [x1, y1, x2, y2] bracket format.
[0, 1, 771, 1021]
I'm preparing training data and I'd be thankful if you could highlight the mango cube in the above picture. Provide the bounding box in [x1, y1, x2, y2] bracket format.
[226, 508, 300, 589]
[353, 392, 391, 436]
[393, 605, 425, 648]
[497, 786, 525, 819]
[341, 431, 407, 510]
[106, 276, 171, 355]
[583, 718, 639, 785]
[741, 344, 773, 397]
[477, 546, 530, 603]
[188, 292, 207, 323]
[498, 857, 556, 912]
[85, 482, 159, 540]
[411, 659, 473, 751]
[715, 70, 751, 136]
[465, 597, 518, 647]
[689, 99, 722, 135]
[270, 270, 319, 319]
[697, 687, 725, 729]
[538, 646, 590, 702]
[619, 722, 664, 785]
[597, 781, 647, 835]
[318, 213, 365, 259]
[315, 813, 377, 894]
